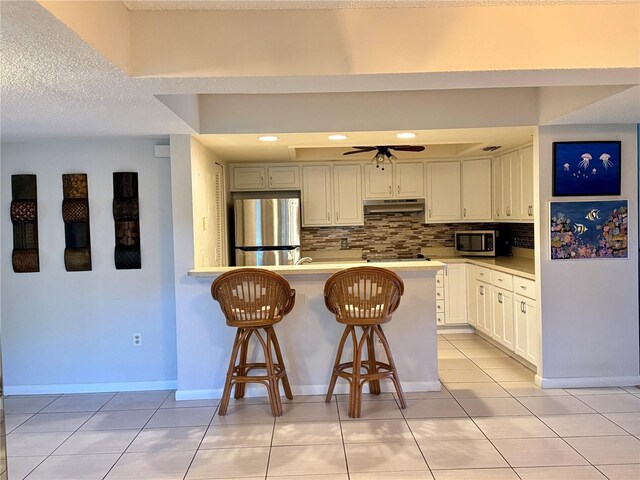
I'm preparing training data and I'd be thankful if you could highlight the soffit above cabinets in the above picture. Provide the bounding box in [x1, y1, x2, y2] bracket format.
[194, 126, 535, 163]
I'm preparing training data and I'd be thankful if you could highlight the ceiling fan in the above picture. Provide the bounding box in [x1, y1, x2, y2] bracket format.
[343, 145, 425, 170]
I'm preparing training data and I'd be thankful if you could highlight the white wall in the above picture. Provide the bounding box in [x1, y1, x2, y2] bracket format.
[1, 138, 177, 393]
[537, 125, 639, 387]
[171, 135, 235, 399]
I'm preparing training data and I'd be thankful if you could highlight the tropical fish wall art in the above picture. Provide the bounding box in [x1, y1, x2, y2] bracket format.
[552, 141, 621, 196]
[550, 200, 628, 260]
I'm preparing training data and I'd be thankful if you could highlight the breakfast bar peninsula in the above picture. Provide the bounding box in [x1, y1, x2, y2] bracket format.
[186, 260, 445, 399]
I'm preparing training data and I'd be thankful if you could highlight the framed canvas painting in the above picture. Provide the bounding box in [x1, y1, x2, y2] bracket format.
[550, 200, 628, 260]
[552, 141, 621, 196]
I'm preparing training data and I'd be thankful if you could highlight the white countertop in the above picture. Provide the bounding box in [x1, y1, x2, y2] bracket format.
[188, 260, 446, 277]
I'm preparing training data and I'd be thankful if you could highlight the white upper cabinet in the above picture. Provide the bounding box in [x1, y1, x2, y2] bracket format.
[302, 165, 333, 226]
[231, 165, 300, 191]
[267, 166, 300, 189]
[363, 163, 424, 199]
[520, 146, 534, 221]
[395, 162, 425, 198]
[426, 162, 461, 222]
[231, 166, 266, 190]
[333, 164, 363, 225]
[492, 145, 534, 222]
[462, 158, 492, 221]
[302, 164, 363, 227]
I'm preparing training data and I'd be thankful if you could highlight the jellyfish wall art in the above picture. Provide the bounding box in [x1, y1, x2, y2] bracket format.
[552, 141, 621, 196]
[550, 200, 628, 260]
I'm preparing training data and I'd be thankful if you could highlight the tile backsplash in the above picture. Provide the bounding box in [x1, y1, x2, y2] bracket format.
[301, 211, 534, 258]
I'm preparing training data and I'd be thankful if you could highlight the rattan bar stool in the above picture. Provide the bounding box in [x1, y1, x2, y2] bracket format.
[211, 268, 296, 417]
[324, 266, 407, 418]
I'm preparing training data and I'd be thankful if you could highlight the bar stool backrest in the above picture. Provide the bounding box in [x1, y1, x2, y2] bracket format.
[324, 266, 404, 325]
[211, 268, 296, 327]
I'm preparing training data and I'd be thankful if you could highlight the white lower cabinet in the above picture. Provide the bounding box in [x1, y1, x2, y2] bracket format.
[514, 275, 538, 366]
[491, 286, 514, 351]
[444, 264, 468, 325]
[475, 280, 492, 337]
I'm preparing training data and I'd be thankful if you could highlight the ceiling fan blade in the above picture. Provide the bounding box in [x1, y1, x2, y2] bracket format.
[390, 145, 425, 152]
[343, 147, 377, 155]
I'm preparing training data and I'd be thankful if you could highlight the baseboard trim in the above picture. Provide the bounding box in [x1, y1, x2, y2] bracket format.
[535, 374, 640, 389]
[176, 380, 442, 401]
[5, 380, 178, 396]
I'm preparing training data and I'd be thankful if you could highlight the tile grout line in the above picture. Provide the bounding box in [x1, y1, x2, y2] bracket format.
[99, 389, 174, 480]
[445, 342, 524, 479]
[334, 394, 352, 480]
[182, 399, 222, 480]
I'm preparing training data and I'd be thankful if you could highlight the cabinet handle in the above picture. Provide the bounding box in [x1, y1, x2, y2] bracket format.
[397, 185, 400, 195]
[336, 211, 339, 221]
[388, 185, 392, 194]
[523, 302, 527, 313]
[261, 176, 264, 185]
[327, 212, 330, 222]
[269, 176, 273, 187]
[428, 208, 431, 218]
[498, 278, 503, 282]
[479, 286, 484, 295]
[496, 208, 500, 217]
[463, 208, 467, 217]
[498, 292, 502, 303]
[520, 285, 526, 290]
[529, 205, 533, 216]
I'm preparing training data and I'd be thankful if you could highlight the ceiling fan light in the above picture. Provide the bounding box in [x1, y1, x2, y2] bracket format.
[388, 153, 398, 164]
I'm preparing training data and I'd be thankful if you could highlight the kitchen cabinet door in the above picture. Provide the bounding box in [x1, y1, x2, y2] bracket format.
[364, 164, 393, 199]
[396, 163, 425, 198]
[476, 281, 492, 337]
[426, 162, 461, 222]
[462, 158, 492, 220]
[333, 164, 363, 225]
[492, 287, 514, 351]
[302, 165, 332, 226]
[520, 146, 534, 221]
[268, 166, 300, 189]
[492, 156, 503, 220]
[231, 166, 266, 190]
[466, 268, 477, 327]
[515, 294, 538, 366]
[444, 264, 467, 325]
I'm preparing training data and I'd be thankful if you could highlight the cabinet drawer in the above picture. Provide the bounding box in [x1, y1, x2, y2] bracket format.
[436, 312, 445, 326]
[436, 300, 445, 313]
[435, 273, 444, 287]
[474, 266, 491, 282]
[491, 270, 513, 290]
[435, 287, 445, 300]
[514, 276, 536, 299]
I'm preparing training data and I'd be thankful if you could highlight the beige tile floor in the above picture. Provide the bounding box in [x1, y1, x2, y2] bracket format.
[5, 332, 640, 479]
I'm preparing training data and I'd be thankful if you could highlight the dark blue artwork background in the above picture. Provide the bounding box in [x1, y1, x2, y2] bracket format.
[550, 200, 626, 247]
[553, 142, 621, 196]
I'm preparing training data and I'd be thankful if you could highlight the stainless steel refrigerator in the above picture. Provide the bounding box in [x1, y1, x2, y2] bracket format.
[234, 198, 301, 266]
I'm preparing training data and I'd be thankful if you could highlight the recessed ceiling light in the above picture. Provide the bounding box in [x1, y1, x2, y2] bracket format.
[396, 132, 416, 139]
[258, 135, 279, 142]
[328, 134, 348, 141]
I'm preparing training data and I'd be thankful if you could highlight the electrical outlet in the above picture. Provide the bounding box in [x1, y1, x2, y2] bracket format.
[340, 237, 349, 249]
[133, 333, 142, 347]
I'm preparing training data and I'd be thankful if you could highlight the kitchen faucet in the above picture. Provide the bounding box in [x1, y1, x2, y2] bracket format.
[295, 257, 313, 265]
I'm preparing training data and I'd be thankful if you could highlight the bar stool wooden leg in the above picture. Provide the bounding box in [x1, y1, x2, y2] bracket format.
[267, 326, 293, 400]
[350, 326, 370, 418]
[255, 329, 283, 416]
[325, 325, 352, 403]
[375, 325, 407, 409]
[234, 329, 252, 399]
[366, 327, 381, 395]
[219, 328, 245, 416]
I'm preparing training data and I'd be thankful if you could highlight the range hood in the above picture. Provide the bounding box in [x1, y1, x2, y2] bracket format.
[363, 198, 425, 214]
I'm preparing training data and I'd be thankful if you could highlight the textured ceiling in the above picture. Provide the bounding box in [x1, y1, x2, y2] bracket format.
[1, 0, 638, 151]
[121, 0, 636, 10]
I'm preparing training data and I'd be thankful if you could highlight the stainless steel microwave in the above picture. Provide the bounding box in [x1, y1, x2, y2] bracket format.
[455, 230, 501, 257]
